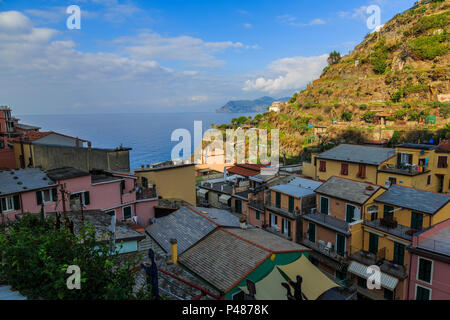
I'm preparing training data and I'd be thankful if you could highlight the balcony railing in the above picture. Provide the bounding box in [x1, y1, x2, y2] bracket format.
[301, 234, 348, 262]
[136, 187, 157, 200]
[302, 212, 351, 235]
[349, 249, 407, 279]
[364, 219, 414, 241]
[248, 199, 265, 212]
[379, 163, 429, 176]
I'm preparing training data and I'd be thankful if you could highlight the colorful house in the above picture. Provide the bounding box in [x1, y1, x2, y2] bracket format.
[0, 167, 158, 227]
[406, 219, 450, 300]
[310, 144, 396, 184]
[301, 176, 384, 286]
[263, 177, 322, 242]
[348, 185, 450, 300]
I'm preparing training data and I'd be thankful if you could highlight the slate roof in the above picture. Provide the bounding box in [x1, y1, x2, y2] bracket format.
[146, 206, 240, 255]
[315, 176, 381, 205]
[224, 227, 309, 252]
[375, 185, 450, 215]
[0, 168, 57, 196]
[46, 167, 90, 181]
[13, 123, 41, 130]
[417, 223, 450, 256]
[270, 177, 322, 198]
[315, 144, 395, 165]
[436, 140, 450, 153]
[179, 229, 270, 292]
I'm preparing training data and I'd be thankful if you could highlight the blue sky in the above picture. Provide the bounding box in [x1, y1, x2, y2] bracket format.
[0, 0, 415, 114]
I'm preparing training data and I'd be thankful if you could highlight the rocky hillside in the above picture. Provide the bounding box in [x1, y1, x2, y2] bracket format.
[244, 0, 449, 155]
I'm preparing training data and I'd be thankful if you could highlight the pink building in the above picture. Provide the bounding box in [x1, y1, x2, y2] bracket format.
[0, 167, 157, 227]
[406, 219, 450, 300]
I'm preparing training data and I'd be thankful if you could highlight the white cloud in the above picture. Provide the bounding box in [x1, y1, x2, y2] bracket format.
[243, 23, 252, 29]
[116, 31, 258, 68]
[338, 6, 368, 21]
[243, 55, 328, 94]
[276, 14, 327, 27]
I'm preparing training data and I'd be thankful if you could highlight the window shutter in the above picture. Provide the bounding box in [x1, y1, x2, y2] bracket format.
[13, 195, 20, 211]
[84, 191, 90, 205]
[36, 191, 43, 205]
[52, 188, 58, 201]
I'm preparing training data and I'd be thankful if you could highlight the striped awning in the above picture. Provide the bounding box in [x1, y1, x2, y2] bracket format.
[219, 194, 232, 204]
[348, 261, 398, 291]
[197, 188, 208, 197]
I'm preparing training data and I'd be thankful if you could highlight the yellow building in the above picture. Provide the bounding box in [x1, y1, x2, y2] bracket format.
[348, 185, 450, 300]
[310, 144, 396, 184]
[134, 163, 196, 205]
[303, 142, 450, 195]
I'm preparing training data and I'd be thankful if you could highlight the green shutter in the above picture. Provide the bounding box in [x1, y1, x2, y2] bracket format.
[369, 233, 378, 255]
[255, 211, 260, 220]
[416, 286, 430, 301]
[418, 259, 432, 283]
[288, 220, 291, 237]
[393, 242, 405, 266]
[123, 206, 132, 219]
[336, 234, 346, 256]
[308, 223, 316, 242]
[411, 212, 423, 230]
[384, 205, 394, 219]
[84, 192, 90, 205]
[36, 191, 43, 206]
[13, 195, 20, 211]
[276, 192, 281, 208]
[320, 197, 329, 215]
[346, 205, 355, 223]
[288, 196, 294, 213]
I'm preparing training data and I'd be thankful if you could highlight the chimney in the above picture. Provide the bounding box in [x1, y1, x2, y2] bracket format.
[170, 238, 178, 264]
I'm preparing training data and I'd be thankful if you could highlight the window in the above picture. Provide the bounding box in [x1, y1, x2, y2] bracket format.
[384, 289, 394, 300]
[388, 177, 397, 185]
[335, 270, 346, 281]
[320, 197, 329, 215]
[275, 192, 281, 208]
[0, 195, 20, 212]
[308, 223, 316, 243]
[255, 211, 260, 220]
[270, 214, 278, 228]
[123, 206, 132, 220]
[36, 188, 57, 205]
[319, 160, 326, 172]
[427, 175, 431, 185]
[398, 153, 413, 166]
[437, 156, 448, 168]
[341, 163, 349, 176]
[120, 180, 126, 194]
[417, 258, 433, 284]
[235, 200, 242, 214]
[383, 205, 394, 219]
[393, 242, 405, 266]
[415, 285, 431, 301]
[369, 233, 378, 255]
[346, 204, 356, 223]
[70, 191, 90, 206]
[357, 164, 366, 179]
[288, 196, 294, 213]
[336, 234, 346, 257]
[411, 212, 423, 230]
[141, 177, 149, 189]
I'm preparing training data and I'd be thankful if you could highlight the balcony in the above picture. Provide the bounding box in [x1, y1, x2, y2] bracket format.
[378, 163, 430, 177]
[364, 218, 415, 241]
[302, 212, 351, 235]
[301, 235, 348, 263]
[349, 250, 407, 279]
[247, 199, 265, 212]
[136, 187, 158, 201]
[266, 204, 300, 220]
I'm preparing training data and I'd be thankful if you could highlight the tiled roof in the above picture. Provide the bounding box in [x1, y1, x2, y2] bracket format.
[145, 206, 240, 255]
[224, 227, 309, 252]
[316, 144, 395, 165]
[179, 229, 270, 292]
[227, 166, 260, 177]
[315, 176, 381, 205]
[270, 177, 322, 198]
[437, 140, 450, 153]
[13, 123, 41, 130]
[375, 185, 450, 215]
[397, 143, 437, 150]
[0, 168, 57, 196]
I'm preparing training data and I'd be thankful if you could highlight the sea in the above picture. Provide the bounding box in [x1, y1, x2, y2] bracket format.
[17, 112, 257, 170]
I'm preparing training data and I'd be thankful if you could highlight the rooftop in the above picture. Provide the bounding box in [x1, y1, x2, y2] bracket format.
[45, 210, 145, 243]
[316, 144, 395, 166]
[315, 176, 381, 205]
[416, 221, 450, 257]
[134, 162, 195, 172]
[0, 168, 57, 196]
[375, 185, 450, 215]
[13, 123, 41, 131]
[227, 163, 267, 177]
[46, 167, 90, 181]
[302, 212, 351, 235]
[396, 143, 437, 150]
[436, 140, 450, 153]
[270, 177, 322, 198]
